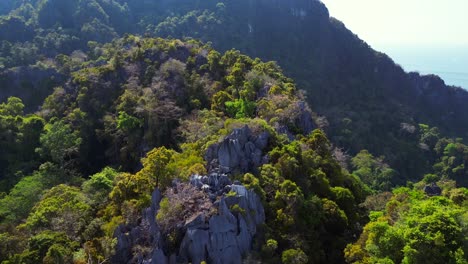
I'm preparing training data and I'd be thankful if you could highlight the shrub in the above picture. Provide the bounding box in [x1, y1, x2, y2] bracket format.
[281, 248, 308, 264]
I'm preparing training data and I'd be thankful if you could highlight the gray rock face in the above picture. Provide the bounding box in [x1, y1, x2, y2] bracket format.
[147, 249, 167, 264]
[295, 101, 315, 134]
[113, 174, 265, 264]
[178, 188, 264, 264]
[113, 126, 267, 264]
[112, 189, 163, 264]
[273, 100, 316, 140]
[191, 173, 232, 198]
[205, 126, 270, 174]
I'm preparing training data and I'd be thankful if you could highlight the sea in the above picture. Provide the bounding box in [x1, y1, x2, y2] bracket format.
[381, 46, 468, 90]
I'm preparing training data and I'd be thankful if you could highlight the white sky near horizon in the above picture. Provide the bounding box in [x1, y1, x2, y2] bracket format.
[320, 0, 468, 50]
[320, 0, 468, 88]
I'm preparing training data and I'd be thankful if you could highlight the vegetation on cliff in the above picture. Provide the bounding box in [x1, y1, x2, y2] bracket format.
[1, 37, 372, 263]
[0, 1, 467, 263]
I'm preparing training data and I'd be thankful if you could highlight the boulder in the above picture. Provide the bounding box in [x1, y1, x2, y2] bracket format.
[254, 132, 270, 150]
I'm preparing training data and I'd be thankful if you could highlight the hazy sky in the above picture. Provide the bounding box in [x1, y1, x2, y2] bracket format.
[320, 0, 468, 50]
[320, 0, 468, 88]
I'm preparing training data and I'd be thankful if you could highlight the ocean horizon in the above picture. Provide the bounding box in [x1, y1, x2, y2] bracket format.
[380, 46, 468, 90]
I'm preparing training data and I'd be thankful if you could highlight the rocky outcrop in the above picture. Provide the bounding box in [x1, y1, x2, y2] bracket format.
[127, 174, 265, 264]
[177, 182, 264, 264]
[205, 126, 270, 174]
[295, 101, 315, 134]
[113, 127, 267, 264]
[112, 189, 163, 263]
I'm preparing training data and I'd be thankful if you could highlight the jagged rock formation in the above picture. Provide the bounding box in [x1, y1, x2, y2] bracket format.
[112, 189, 163, 263]
[205, 126, 270, 174]
[177, 181, 264, 264]
[113, 126, 266, 264]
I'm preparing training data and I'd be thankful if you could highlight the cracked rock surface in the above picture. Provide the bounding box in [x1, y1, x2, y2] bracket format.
[113, 126, 266, 264]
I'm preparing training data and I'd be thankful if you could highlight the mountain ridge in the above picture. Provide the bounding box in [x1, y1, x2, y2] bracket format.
[0, 0, 467, 191]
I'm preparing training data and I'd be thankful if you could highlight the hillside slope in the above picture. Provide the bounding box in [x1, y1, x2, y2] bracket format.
[0, 37, 370, 263]
[1, 0, 467, 188]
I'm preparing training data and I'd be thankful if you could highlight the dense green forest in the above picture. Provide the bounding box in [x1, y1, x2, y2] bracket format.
[0, 0, 467, 263]
[0, 0, 468, 184]
[0, 36, 367, 263]
[2, 0, 468, 182]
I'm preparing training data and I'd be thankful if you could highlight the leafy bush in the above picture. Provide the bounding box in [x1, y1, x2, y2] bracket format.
[281, 248, 308, 264]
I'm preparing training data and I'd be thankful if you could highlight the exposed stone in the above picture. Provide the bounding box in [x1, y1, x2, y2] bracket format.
[111, 189, 163, 264]
[148, 174, 266, 264]
[295, 101, 315, 134]
[254, 132, 270, 150]
[424, 183, 442, 196]
[114, 126, 267, 264]
[205, 125, 270, 174]
[149, 249, 167, 264]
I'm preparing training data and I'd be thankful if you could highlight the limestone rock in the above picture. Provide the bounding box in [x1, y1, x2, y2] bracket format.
[205, 125, 270, 174]
[295, 101, 315, 134]
[113, 127, 267, 264]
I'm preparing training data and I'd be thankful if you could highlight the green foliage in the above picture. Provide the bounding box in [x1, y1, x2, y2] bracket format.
[230, 204, 246, 216]
[139, 146, 176, 190]
[432, 138, 468, 186]
[156, 197, 182, 228]
[281, 248, 308, 264]
[0, 97, 24, 116]
[211, 91, 233, 113]
[37, 120, 82, 167]
[247, 129, 369, 262]
[263, 239, 278, 254]
[24, 184, 92, 239]
[331, 187, 357, 221]
[82, 167, 117, 205]
[243, 173, 265, 199]
[0, 97, 44, 191]
[423, 173, 439, 184]
[0, 175, 45, 224]
[14, 231, 77, 264]
[351, 150, 397, 192]
[2, 31, 465, 264]
[225, 99, 256, 119]
[0, 0, 467, 193]
[166, 143, 206, 180]
[346, 187, 468, 264]
[82, 167, 116, 194]
[116, 111, 142, 132]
